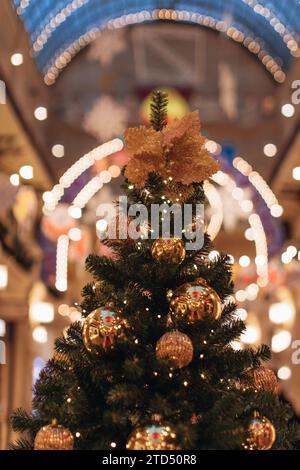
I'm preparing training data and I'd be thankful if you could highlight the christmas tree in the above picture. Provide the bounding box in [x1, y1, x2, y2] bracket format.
[11, 91, 300, 450]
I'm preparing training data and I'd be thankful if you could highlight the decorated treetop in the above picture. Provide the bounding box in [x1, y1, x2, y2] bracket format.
[124, 90, 220, 187]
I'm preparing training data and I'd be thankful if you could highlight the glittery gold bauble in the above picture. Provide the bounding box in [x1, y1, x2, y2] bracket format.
[126, 424, 179, 450]
[151, 238, 186, 265]
[34, 420, 74, 450]
[170, 277, 221, 322]
[239, 367, 278, 393]
[244, 416, 276, 450]
[82, 307, 123, 354]
[156, 330, 193, 368]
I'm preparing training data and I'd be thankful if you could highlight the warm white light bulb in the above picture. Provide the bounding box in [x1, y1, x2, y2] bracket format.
[263, 143, 277, 157]
[34, 106, 48, 121]
[32, 326, 48, 343]
[281, 103, 295, 118]
[277, 366, 291, 380]
[19, 165, 33, 180]
[51, 144, 65, 158]
[239, 255, 250, 267]
[10, 173, 20, 186]
[270, 204, 283, 217]
[11, 52, 23, 66]
[292, 166, 300, 181]
[68, 227, 82, 241]
[271, 330, 291, 352]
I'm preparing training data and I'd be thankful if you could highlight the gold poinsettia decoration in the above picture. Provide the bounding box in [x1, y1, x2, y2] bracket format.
[124, 111, 220, 187]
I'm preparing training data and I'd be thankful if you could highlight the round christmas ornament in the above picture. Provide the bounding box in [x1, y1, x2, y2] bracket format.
[82, 307, 123, 354]
[239, 367, 278, 393]
[170, 277, 222, 322]
[34, 419, 74, 450]
[244, 415, 276, 450]
[126, 424, 179, 450]
[156, 330, 193, 368]
[151, 238, 186, 265]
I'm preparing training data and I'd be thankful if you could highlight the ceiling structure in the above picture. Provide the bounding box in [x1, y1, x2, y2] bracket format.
[12, 0, 300, 84]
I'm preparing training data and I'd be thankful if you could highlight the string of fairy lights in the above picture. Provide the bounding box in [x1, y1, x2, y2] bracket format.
[40, 8, 289, 85]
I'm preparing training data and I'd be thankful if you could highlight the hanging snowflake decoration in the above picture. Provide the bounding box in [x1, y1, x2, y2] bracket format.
[88, 29, 126, 66]
[83, 95, 128, 142]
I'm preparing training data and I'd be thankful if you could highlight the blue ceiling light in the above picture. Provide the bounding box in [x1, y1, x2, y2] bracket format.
[11, 0, 300, 84]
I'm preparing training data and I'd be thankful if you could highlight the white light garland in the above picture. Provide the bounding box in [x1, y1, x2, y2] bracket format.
[233, 156, 282, 217]
[203, 180, 223, 240]
[242, 0, 300, 57]
[248, 213, 268, 285]
[43, 138, 123, 214]
[42, 9, 286, 85]
[55, 235, 69, 292]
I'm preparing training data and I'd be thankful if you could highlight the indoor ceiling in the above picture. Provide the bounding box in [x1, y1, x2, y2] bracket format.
[12, 0, 300, 84]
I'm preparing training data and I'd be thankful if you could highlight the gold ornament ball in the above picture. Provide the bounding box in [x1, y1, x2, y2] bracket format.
[126, 424, 179, 450]
[151, 238, 186, 265]
[34, 420, 74, 450]
[170, 277, 222, 322]
[244, 416, 276, 450]
[156, 330, 193, 368]
[82, 307, 123, 354]
[239, 367, 278, 393]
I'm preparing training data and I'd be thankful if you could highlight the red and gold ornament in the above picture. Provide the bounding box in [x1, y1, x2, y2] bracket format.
[126, 424, 179, 450]
[244, 414, 276, 450]
[82, 307, 123, 354]
[170, 277, 222, 322]
[151, 238, 186, 265]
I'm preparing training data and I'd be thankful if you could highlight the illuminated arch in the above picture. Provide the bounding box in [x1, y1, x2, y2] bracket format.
[13, 1, 300, 84]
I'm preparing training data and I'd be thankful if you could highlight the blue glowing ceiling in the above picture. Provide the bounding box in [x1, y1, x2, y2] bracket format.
[12, 0, 300, 83]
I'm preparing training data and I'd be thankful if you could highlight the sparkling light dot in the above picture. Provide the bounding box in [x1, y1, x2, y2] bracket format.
[11, 52, 23, 66]
[270, 204, 283, 218]
[108, 165, 121, 178]
[277, 366, 292, 380]
[271, 330, 291, 352]
[287, 245, 297, 257]
[281, 252, 292, 264]
[263, 143, 277, 157]
[19, 165, 33, 180]
[281, 103, 295, 118]
[255, 255, 267, 266]
[292, 167, 300, 181]
[236, 290, 247, 302]
[32, 326, 48, 343]
[42, 191, 54, 203]
[34, 106, 48, 121]
[239, 200, 253, 213]
[68, 206, 82, 219]
[10, 173, 20, 186]
[208, 250, 219, 261]
[244, 228, 255, 241]
[239, 255, 250, 267]
[236, 308, 248, 321]
[51, 144, 65, 158]
[96, 219, 108, 232]
[68, 227, 82, 241]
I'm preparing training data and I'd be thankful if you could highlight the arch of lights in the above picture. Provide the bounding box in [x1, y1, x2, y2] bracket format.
[45, 139, 282, 293]
[12, 1, 300, 84]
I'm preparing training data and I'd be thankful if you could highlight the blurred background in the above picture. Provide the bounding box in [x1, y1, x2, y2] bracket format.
[1, 0, 300, 449]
